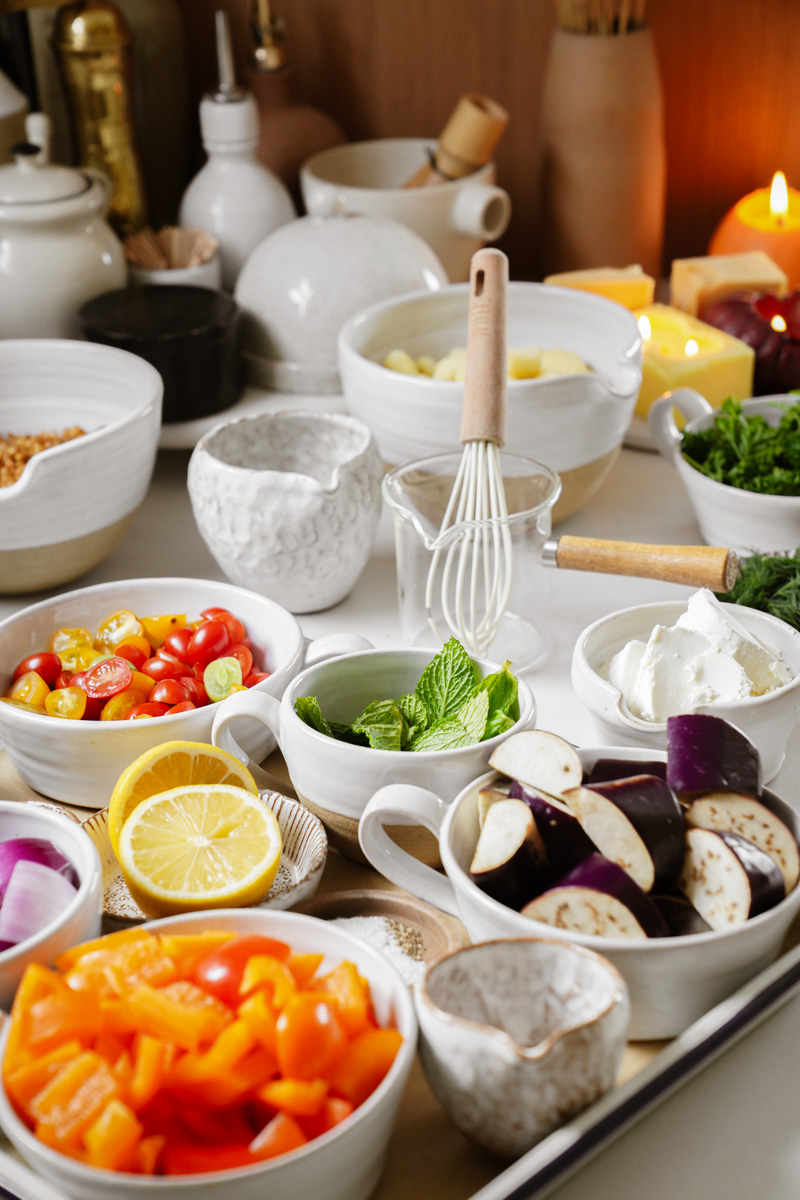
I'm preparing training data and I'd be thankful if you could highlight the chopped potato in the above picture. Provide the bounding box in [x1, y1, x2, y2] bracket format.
[539, 348, 591, 377]
[416, 355, 437, 376]
[507, 347, 542, 379]
[382, 343, 591, 381]
[383, 349, 420, 375]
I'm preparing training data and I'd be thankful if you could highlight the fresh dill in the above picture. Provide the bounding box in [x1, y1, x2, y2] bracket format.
[718, 551, 800, 631]
[682, 397, 800, 495]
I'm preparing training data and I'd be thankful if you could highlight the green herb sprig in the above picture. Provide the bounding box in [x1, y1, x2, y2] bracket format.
[717, 550, 800, 631]
[682, 397, 800, 495]
[294, 638, 520, 752]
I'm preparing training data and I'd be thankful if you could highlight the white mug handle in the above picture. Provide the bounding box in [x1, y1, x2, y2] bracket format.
[649, 388, 713, 461]
[451, 182, 512, 241]
[359, 784, 461, 918]
[303, 633, 374, 668]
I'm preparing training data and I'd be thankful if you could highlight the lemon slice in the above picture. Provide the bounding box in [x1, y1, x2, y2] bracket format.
[117, 784, 282, 917]
[108, 741, 258, 855]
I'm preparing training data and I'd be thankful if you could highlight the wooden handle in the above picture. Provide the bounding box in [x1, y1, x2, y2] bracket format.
[554, 536, 740, 592]
[460, 248, 508, 445]
[403, 93, 509, 189]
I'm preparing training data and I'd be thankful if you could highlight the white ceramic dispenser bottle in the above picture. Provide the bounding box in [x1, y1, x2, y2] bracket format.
[179, 9, 295, 290]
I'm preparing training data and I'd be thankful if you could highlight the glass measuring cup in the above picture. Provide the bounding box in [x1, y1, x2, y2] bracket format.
[383, 451, 561, 672]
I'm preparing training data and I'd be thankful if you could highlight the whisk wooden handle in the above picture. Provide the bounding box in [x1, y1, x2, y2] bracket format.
[550, 536, 740, 592]
[461, 248, 508, 445]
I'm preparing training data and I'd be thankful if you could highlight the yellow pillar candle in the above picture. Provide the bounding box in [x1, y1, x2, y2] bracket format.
[634, 304, 754, 419]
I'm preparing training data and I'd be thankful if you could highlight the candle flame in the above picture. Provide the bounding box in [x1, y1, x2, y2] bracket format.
[771, 314, 788, 333]
[685, 339, 699, 357]
[638, 315, 652, 340]
[770, 171, 789, 218]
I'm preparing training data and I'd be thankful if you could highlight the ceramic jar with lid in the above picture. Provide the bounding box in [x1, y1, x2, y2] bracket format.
[0, 140, 126, 338]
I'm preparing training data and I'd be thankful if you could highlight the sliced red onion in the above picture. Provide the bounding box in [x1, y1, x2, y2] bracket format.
[0, 860, 78, 946]
[0, 837, 79, 901]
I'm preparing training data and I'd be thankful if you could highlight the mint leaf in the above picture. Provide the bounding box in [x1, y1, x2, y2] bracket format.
[397, 693, 428, 747]
[415, 638, 478, 724]
[329, 720, 370, 747]
[412, 717, 474, 752]
[294, 696, 333, 737]
[351, 699, 404, 752]
[475, 660, 519, 740]
[457, 689, 490, 742]
[483, 710, 515, 740]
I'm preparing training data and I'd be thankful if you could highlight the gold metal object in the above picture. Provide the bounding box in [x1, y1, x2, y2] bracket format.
[53, 0, 146, 236]
[252, 0, 288, 73]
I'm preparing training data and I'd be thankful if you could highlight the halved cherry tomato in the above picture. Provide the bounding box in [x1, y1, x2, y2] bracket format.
[95, 610, 144, 650]
[68, 673, 105, 720]
[244, 672, 270, 688]
[187, 621, 231, 668]
[100, 689, 146, 721]
[141, 614, 186, 649]
[7, 671, 50, 708]
[54, 671, 73, 690]
[83, 657, 134, 699]
[44, 686, 87, 720]
[162, 628, 193, 663]
[150, 680, 191, 707]
[167, 701, 196, 715]
[116, 644, 147, 671]
[193, 935, 291, 1007]
[12, 653, 62, 686]
[49, 627, 92, 657]
[181, 677, 209, 707]
[141, 657, 192, 683]
[125, 702, 170, 720]
[200, 609, 246, 646]
[226, 644, 253, 681]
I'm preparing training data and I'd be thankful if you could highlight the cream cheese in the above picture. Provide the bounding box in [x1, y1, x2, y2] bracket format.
[600, 589, 792, 723]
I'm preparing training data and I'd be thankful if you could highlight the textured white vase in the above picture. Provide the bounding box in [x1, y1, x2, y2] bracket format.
[188, 411, 383, 613]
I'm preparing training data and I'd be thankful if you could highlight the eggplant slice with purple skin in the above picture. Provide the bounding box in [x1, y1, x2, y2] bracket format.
[522, 853, 669, 940]
[564, 775, 685, 893]
[652, 894, 712, 936]
[488, 730, 583, 798]
[588, 758, 667, 785]
[666, 713, 762, 799]
[677, 828, 785, 931]
[509, 780, 595, 880]
[685, 793, 800, 893]
[477, 780, 512, 828]
[469, 799, 548, 911]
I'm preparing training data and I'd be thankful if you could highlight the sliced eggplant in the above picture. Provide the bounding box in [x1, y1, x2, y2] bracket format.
[677, 828, 785, 930]
[685, 793, 800, 893]
[509, 780, 595, 879]
[469, 799, 547, 911]
[588, 758, 667, 785]
[666, 714, 761, 799]
[652, 894, 712, 936]
[522, 853, 669, 940]
[478, 780, 512, 828]
[488, 730, 582, 798]
[564, 776, 684, 893]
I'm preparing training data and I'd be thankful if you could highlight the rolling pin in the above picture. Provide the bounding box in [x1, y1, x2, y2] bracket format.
[542, 536, 740, 592]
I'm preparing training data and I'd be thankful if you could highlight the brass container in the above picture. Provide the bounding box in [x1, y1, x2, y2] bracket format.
[53, 1, 146, 235]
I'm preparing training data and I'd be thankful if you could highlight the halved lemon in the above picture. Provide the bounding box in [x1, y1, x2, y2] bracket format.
[117, 784, 282, 917]
[108, 741, 258, 855]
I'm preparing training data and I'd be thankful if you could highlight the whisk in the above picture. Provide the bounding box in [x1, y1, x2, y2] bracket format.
[425, 248, 514, 657]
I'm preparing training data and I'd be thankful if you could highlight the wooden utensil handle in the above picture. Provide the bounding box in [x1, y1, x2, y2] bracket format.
[460, 248, 508, 445]
[553, 536, 739, 592]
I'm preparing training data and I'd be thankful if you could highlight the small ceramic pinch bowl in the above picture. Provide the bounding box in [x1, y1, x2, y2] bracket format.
[416, 939, 629, 1159]
[0, 800, 102, 1009]
[0, 907, 418, 1200]
[188, 411, 384, 613]
[649, 387, 800, 554]
[212, 646, 536, 861]
[571, 599, 800, 782]
[0, 576, 371, 808]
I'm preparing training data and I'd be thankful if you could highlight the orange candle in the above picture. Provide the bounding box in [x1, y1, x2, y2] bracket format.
[709, 171, 800, 287]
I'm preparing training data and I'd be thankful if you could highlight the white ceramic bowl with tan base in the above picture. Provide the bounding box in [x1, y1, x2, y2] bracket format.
[0, 340, 162, 594]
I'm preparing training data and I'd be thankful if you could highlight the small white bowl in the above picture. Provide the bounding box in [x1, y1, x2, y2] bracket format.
[0, 340, 162, 593]
[0, 800, 102, 1009]
[0, 576, 370, 807]
[359, 749, 800, 1039]
[129, 255, 222, 290]
[649, 387, 800, 553]
[0, 907, 417, 1200]
[338, 282, 642, 523]
[571, 599, 800, 782]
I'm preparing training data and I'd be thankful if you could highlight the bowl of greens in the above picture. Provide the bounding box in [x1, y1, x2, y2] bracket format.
[212, 637, 535, 861]
[649, 387, 800, 555]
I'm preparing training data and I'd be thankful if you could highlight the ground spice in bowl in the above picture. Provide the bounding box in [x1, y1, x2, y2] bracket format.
[0, 427, 86, 487]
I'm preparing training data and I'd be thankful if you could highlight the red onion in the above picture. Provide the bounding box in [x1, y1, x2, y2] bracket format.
[0, 861, 78, 947]
[0, 837, 79, 900]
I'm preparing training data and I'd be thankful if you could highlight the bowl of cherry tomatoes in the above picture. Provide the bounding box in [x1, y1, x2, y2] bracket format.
[0, 577, 369, 807]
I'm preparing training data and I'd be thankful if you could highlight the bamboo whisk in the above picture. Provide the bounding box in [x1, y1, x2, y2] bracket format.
[404, 93, 509, 189]
[554, 0, 646, 34]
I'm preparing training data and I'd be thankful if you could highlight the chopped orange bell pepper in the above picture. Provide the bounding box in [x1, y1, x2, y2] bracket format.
[134, 1133, 166, 1175]
[30, 1051, 118, 1145]
[55, 929, 151, 973]
[174, 1047, 278, 1109]
[84, 1097, 143, 1170]
[4, 1040, 83, 1113]
[5, 964, 70, 1072]
[126, 982, 230, 1052]
[288, 953, 324, 988]
[238, 955, 296, 1008]
[65, 933, 178, 997]
[129, 1035, 171, 1111]
[27, 989, 102, 1054]
[257, 1077, 328, 1117]
[297, 1095, 354, 1140]
[318, 961, 371, 1037]
[249, 1110, 308, 1160]
[165, 1019, 256, 1087]
[158, 932, 237, 977]
[93, 1031, 129, 1063]
[237, 990, 278, 1053]
[112, 1050, 134, 1095]
[326, 1028, 403, 1107]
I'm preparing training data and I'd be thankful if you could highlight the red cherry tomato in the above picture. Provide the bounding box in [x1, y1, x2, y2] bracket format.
[115, 643, 147, 671]
[68, 675, 105, 720]
[141, 656, 192, 683]
[244, 671, 271, 688]
[162, 627, 194, 663]
[54, 671, 73, 690]
[200, 608, 246, 645]
[187, 620, 231, 667]
[181, 677, 209, 707]
[83, 656, 134, 699]
[150, 679, 191, 707]
[166, 701, 196, 714]
[124, 701, 171, 720]
[12, 652, 62, 686]
[192, 935, 291, 1007]
[226, 643, 253, 681]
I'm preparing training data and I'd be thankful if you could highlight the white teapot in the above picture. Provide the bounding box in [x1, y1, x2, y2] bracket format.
[0, 123, 126, 339]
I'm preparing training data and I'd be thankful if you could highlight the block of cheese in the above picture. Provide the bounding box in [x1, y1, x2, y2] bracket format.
[544, 265, 655, 311]
[634, 303, 754, 419]
[670, 250, 788, 318]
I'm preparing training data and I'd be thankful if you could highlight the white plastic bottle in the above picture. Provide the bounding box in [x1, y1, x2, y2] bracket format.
[178, 11, 295, 290]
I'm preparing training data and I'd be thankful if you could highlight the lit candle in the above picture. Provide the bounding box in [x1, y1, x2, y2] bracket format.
[709, 172, 800, 287]
[634, 304, 755, 419]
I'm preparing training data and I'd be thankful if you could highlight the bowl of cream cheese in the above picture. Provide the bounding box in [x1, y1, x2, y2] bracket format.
[572, 589, 800, 781]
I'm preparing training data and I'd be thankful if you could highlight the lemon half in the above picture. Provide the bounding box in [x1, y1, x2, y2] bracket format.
[117, 784, 282, 918]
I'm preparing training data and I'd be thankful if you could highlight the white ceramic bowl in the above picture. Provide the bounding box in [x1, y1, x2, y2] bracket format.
[571, 599, 800, 781]
[359, 749, 800, 1039]
[338, 283, 642, 523]
[187, 412, 384, 613]
[0, 800, 102, 1009]
[0, 340, 162, 593]
[0, 907, 417, 1200]
[212, 647, 536, 858]
[300, 137, 511, 283]
[649, 387, 800, 553]
[0, 576, 371, 807]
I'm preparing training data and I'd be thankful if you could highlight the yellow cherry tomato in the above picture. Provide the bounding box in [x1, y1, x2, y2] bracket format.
[129, 670, 155, 699]
[49, 627, 92, 657]
[100, 689, 146, 721]
[140, 614, 186, 649]
[95, 610, 144, 650]
[8, 671, 50, 709]
[45, 687, 88, 720]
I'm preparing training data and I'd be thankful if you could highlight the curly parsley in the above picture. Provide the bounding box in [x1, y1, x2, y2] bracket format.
[682, 397, 800, 495]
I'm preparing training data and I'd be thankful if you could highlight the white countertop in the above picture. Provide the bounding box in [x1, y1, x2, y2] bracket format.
[2, 439, 800, 1200]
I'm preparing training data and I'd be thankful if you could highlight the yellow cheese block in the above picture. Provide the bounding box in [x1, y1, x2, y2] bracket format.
[669, 250, 788, 317]
[544, 265, 655, 311]
[634, 304, 754, 419]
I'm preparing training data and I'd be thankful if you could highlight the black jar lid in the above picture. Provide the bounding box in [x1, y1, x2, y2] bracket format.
[78, 285, 239, 349]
